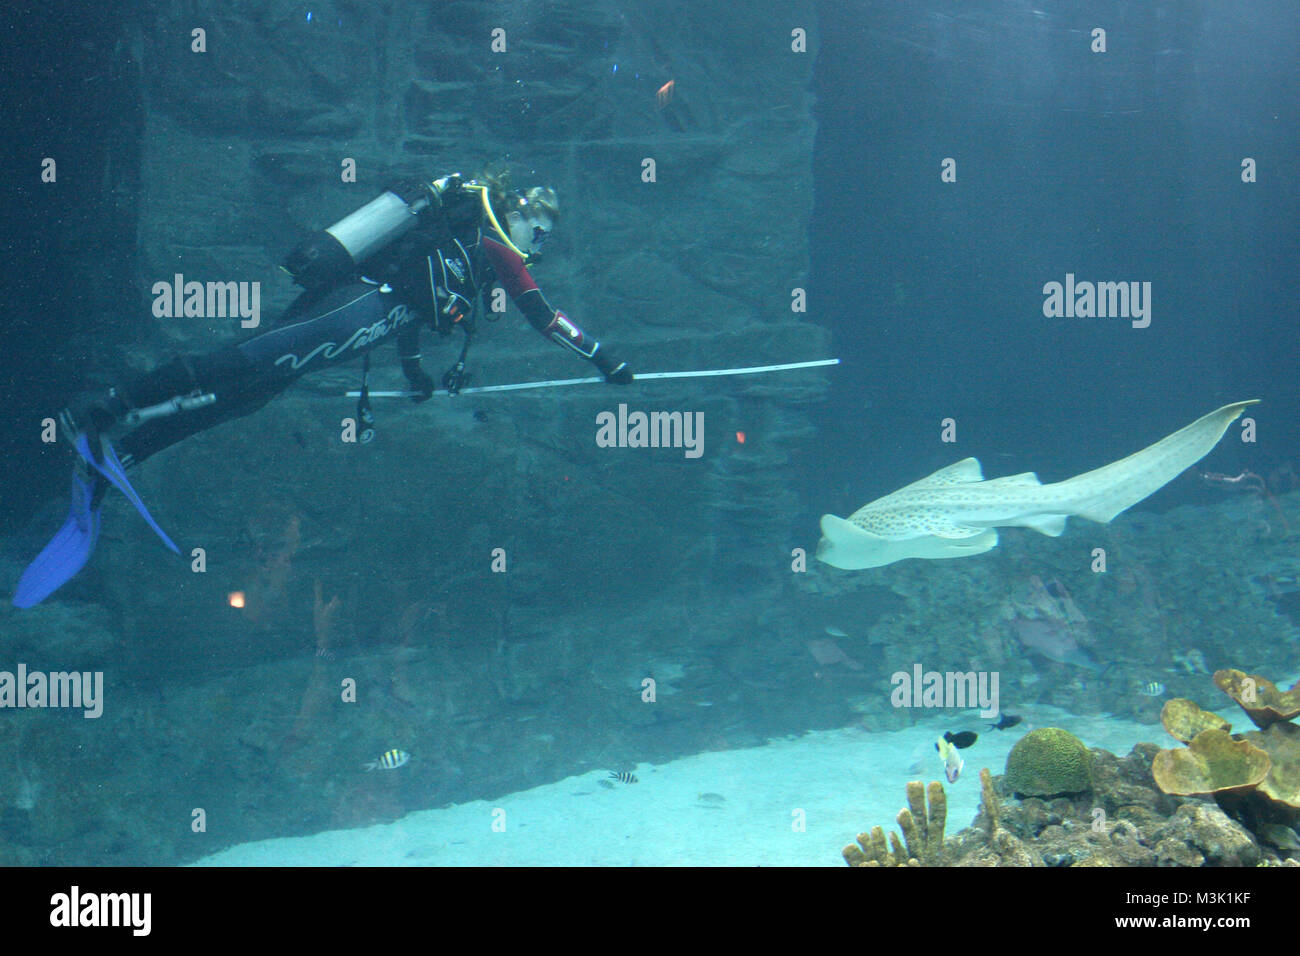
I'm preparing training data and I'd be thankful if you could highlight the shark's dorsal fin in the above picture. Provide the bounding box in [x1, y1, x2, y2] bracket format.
[897, 457, 984, 491]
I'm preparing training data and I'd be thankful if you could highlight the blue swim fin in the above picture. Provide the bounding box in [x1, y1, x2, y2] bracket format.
[12, 469, 104, 608]
[74, 433, 180, 554]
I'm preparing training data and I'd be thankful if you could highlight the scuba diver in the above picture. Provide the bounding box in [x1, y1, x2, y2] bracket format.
[14, 172, 634, 608]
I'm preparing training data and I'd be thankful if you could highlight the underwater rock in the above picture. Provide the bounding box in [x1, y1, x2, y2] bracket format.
[1088, 743, 1180, 819]
[1154, 836, 1205, 867]
[1012, 796, 1065, 835]
[1004, 728, 1093, 797]
[1112, 820, 1158, 865]
[1172, 803, 1260, 867]
[983, 828, 1043, 867]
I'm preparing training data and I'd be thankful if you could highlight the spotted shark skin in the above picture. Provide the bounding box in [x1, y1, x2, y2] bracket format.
[817, 401, 1259, 570]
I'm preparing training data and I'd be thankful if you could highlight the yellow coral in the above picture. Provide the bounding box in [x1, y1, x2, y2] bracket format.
[1152, 728, 1270, 796]
[1161, 698, 1231, 743]
[842, 779, 948, 867]
[1244, 723, 1300, 809]
[979, 767, 1000, 835]
[1214, 669, 1300, 729]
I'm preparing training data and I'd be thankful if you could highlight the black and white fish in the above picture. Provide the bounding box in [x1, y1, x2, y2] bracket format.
[364, 749, 410, 771]
[609, 771, 638, 784]
[935, 737, 964, 783]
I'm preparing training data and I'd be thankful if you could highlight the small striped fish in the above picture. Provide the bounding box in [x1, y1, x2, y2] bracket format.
[609, 771, 638, 784]
[364, 749, 410, 771]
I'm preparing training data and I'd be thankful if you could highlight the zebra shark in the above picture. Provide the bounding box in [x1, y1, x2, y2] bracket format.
[817, 401, 1259, 570]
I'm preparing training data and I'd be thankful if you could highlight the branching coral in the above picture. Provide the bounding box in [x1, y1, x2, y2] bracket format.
[844, 779, 948, 866]
[844, 777, 971, 866]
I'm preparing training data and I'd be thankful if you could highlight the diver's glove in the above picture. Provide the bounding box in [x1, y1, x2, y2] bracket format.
[402, 359, 436, 403]
[592, 347, 634, 385]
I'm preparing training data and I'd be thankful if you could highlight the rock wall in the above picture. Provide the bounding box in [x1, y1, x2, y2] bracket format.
[0, 1, 836, 863]
[112, 0, 825, 643]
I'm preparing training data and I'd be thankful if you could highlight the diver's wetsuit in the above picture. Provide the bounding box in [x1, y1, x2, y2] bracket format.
[110, 185, 625, 469]
[113, 281, 409, 467]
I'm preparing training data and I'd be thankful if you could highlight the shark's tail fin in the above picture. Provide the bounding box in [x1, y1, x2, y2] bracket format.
[1064, 401, 1259, 524]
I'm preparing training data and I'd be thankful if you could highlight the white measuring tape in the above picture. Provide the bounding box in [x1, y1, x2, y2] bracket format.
[348, 358, 840, 398]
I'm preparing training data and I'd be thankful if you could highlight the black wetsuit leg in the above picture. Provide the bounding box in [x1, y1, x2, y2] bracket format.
[116, 281, 421, 467]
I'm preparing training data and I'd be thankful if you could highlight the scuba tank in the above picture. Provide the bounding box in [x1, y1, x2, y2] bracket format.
[281, 176, 464, 290]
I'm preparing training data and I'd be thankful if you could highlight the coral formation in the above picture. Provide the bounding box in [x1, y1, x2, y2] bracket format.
[846, 676, 1300, 868]
[1213, 669, 1300, 729]
[1154, 669, 1300, 816]
[843, 779, 948, 866]
[844, 743, 1294, 867]
[1004, 727, 1093, 797]
[978, 767, 999, 834]
[1151, 729, 1270, 796]
[844, 767, 1041, 867]
[1160, 698, 1231, 744]
[1147, 668, 1300, 855]
[1242, 723, 1300, 810]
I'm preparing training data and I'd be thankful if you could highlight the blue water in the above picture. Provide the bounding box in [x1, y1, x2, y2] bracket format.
[0, 0, 1295, 867]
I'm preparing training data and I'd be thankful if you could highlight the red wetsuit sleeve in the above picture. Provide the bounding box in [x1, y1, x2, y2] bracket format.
[482, 234, 538, 299]
[481, 233, 599, 360]
[482, 233, 561, 334]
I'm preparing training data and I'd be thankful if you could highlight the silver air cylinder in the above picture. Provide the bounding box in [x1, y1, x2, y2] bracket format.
[326, 190, 425, 262]
[282, 184, 433, 289]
